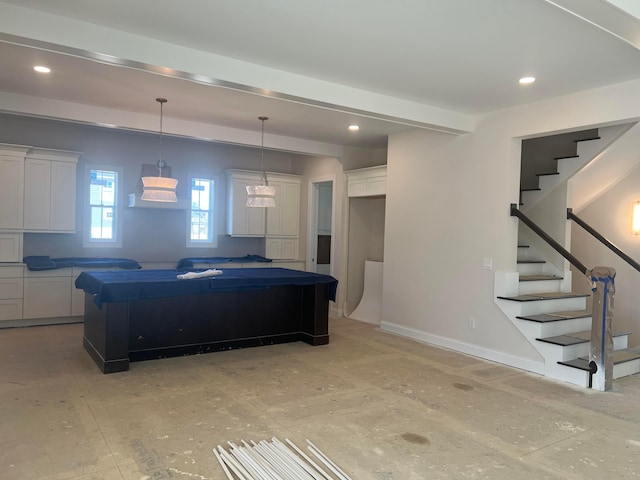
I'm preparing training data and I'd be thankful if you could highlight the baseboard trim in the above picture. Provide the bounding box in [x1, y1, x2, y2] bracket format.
[380, 321, 544, 375]
[0, 316, 83, 329]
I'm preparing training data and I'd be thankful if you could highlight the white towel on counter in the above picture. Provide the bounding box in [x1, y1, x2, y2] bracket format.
[177, 269, 223, 280]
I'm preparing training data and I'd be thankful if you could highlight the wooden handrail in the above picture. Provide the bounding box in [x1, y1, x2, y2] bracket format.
[567, 208, 640, 273]
[510, 204, 588, 275]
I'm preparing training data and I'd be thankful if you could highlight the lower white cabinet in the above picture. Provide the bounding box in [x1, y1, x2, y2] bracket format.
[71, 268, 86, 316]
[0, 265, 23, 321]
[23, 269, 72, 319]
[0, 232, 22, 263]
[266, 238, 299, 260]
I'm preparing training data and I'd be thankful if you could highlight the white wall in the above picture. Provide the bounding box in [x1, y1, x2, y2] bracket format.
[382, 78, 640, 369]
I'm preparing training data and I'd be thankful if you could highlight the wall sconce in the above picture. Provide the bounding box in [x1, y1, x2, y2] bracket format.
[633, 200, 640, 235]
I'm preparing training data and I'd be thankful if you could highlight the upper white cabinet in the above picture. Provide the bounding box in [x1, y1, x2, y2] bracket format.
[23, 148, 80, 233]
[0, 144, 29, 230]
[266, 174, 301, 237]
[225, 170, 267, 237]
[346, 165, 387, 197]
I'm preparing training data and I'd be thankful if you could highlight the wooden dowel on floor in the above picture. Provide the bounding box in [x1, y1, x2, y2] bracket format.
[269, 438, 316, 480]
[307, 439, 351, 480]
[283, 438, 334, 480]
[217, 445, 252, 480]
[213, 448, 235, 480]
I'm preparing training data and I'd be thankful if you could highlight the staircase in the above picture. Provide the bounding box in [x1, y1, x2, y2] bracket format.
[496, 244, 640, 388]
[495, 127, 640, 388]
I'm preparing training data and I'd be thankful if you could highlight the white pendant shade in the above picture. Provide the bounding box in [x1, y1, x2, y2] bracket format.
[141, 176, 178, 202]
[246, 184, 276, 207]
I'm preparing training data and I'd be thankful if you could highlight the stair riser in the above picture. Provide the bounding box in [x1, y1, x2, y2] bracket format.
[518, 297, 587, 316]
[614, 358, 640, 379]
[545, 362, 590, 388]
[538, 317, 592, 337]
[537, 335, 629, 361]
[517, 263, 546, 275]
[518, 279, 563, 295]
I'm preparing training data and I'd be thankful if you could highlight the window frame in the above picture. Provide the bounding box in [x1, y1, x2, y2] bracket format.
[83, 164, 123, 248]
[186, 173, 217, 248]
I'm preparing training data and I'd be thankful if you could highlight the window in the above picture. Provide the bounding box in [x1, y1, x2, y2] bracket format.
[188, 176, 216, 247]
[84, 165, 123, 247]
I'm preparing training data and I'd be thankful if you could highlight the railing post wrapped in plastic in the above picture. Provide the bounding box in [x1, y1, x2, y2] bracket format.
[588, 266, 616, 391]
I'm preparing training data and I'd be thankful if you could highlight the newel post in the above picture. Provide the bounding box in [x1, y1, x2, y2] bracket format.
[588, 266, 616, 391]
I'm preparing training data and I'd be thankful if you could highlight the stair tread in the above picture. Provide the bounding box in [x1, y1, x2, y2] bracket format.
[519, 274, 562, 282]
[558, 348, 640, 370]
[517, 245, 530, 248]
[554, 155, 579, 160]
[537, 330, 630, 346]
[535, 172, 560, 177]
[498, 292, 589, 302]
[574, 136, 601, 143]
[516, 310, 590, 322]
[520, 187, 541, 192]
[517, 260, 546, 264]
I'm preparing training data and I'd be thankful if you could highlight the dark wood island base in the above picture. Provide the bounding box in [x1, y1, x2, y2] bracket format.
[82, 283, 331, 373]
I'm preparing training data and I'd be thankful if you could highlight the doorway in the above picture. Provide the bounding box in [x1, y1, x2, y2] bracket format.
[307, 177, 335, 275]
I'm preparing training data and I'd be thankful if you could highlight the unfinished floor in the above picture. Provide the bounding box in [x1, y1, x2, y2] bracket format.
[1, 317, 639, 480]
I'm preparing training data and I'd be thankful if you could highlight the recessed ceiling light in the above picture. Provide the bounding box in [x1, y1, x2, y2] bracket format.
[34, 65, 51, 73]
[519, 76, 535, 84]
[348, 125, 360, 131]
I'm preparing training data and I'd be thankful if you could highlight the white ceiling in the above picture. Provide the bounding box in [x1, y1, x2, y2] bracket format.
[0, 0, 639, 154]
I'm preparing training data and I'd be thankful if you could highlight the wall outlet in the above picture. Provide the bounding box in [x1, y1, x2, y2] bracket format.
[468, 317, 476, 329]
[482, 258, 493, 270]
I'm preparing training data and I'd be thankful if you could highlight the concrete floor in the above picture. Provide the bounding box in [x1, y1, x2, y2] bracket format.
[1, 318, 640, 480]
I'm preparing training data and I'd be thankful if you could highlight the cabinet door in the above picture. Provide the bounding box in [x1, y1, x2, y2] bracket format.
[280, 239, 298, 259]
[50, 161, 76, 231]
[227, 178, 265, 236]
[265, 238, 282, 259]
[0, 233, 22, 263]
[23, 276, 72, 319]
[367, 176, 386, 196]
[0, 299, 22, 321]
[347, 178, 367, 197]
[280, 182, 300, 236]
[23, 158, 51, 230]
[0, 155, 24, 229]
[266, 181, 299, 236]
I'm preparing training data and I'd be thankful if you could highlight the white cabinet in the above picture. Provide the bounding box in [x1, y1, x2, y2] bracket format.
[346, 165, 387, 197]
[23, 268, 73, 319]
[266, 175, 301, 237]
[24, 148, 79, 232]
[225, 170, 301, 256]
[225, 170, 267, 237]
[266, 238, 299, 260]
[0, 265, 23, 321]
[0, 145, 28, 230]
[0, 232, 23, 263]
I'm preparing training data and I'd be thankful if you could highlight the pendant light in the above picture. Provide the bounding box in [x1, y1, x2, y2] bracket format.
[246, 116, 276, 207]
[141, 98, 178, 202]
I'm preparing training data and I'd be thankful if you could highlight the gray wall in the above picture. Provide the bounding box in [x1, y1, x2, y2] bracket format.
[0, 113, 308, 264]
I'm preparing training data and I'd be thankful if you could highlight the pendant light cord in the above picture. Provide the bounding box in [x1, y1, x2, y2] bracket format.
[157, 98, 167, 177]
[259, 116, 268, 186]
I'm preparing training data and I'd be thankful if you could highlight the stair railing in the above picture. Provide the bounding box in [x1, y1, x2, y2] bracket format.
[510, 204, 588, 275]
[567, 208, 640, 273]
